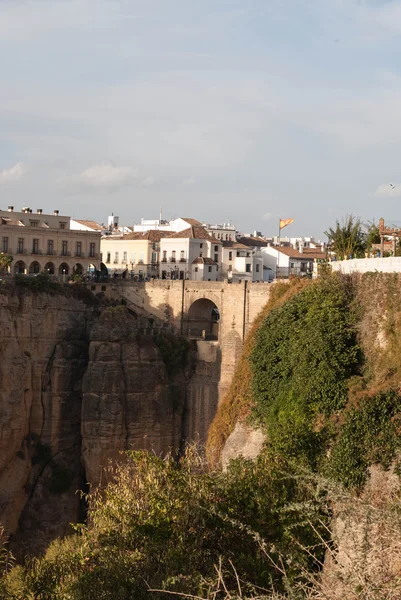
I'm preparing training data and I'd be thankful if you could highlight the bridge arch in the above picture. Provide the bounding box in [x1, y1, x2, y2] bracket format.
[186, 298, 220, 340]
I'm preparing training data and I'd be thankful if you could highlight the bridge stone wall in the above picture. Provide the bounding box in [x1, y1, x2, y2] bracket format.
[101, 280, 273, 442]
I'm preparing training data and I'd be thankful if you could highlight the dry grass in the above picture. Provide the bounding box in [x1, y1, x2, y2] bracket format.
[206, 278, 311, 465]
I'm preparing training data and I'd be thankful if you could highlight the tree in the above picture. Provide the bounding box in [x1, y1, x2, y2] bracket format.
[325, 215, 365, 260]
[0, 253, 12, 274]
[364, 220, 381, 254]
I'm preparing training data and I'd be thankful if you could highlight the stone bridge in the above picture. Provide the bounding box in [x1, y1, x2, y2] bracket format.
[94, 280, 273, 440]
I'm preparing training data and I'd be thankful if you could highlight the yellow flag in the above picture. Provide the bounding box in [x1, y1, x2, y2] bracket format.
[279, 218, 294, 230]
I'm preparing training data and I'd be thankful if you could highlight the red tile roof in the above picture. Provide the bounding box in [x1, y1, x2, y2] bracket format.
[237, 236, 269, 247]
[121, 230, 168, 242]
[275, 246, 326, 260]
[181, 218, 202, 226]
[222, 241, 250, 249]
[167, 226, 221, 242]
[192, 257, 217, 265]
[74, 219, 103, 230]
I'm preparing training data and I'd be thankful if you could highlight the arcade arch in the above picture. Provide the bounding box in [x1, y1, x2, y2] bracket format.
[187, 298, 220, 340]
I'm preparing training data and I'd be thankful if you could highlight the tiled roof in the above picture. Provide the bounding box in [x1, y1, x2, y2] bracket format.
[222, 241, 249, 249]
[120, 230, 168, 242]
[181, 218, 202, 226]
[167, 226, 221, 242]
[275, 246, 326, 260]
[73, 219, 103, 230]
[237, 236, 269, 247]
[192, 257, 217, 265]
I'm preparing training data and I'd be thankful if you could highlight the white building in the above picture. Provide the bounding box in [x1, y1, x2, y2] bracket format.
[159, 225, 222, 281]
[0, 206, 100, 276]
[260, 245, 326, 278]
[203, 222, 236, 242]
[221, 241, 263, 282]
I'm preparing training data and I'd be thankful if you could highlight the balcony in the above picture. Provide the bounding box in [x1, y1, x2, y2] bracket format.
[170, 258, 176, 263]
[179, 258, 186, 263]
[32, 249, 43, 255]
[89, 253, 99, 260]
[161, 258, 167, 263]
[61, 250, 71, 257]
[17, 249, 28, 255]
[46, 250, 56, 256]
[75, 252, 85, 258]
[113, 260, 119, 264]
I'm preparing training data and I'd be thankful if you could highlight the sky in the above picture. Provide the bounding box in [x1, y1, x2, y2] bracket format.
[2, 1, 401, 238]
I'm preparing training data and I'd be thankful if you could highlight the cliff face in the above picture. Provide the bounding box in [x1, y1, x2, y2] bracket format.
[0, 292, 189, 556]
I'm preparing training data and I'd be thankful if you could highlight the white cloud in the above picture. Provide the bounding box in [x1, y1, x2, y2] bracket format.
[375, 183, 401, 198]
[0, 162, 24, 183]
[73, 162, 137, 189]
[262, 212, 275, 221]
[140, 176, 155, 187]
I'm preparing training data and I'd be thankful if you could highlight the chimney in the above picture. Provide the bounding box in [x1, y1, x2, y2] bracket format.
[299, 240, 304, 254]
[7, 206, 13, 212]
[22, 207, 30, 214]
[54, 209, 59, 216]
[37, 209, 43, 214]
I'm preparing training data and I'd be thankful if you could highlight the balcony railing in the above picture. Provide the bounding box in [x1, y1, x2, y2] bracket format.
[61, 250, 71, 257]
[32, 249, 42, 255]
[179, 258, 186, 263]
[170, 257, 176, 262]
[161, 258, 167, 262]
[46, 250, 56, 256]
[75, 252, 85, 258]
[17, 249, 28, 254]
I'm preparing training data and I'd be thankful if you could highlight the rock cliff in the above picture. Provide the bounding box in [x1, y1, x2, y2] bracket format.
[0, 290, 191, 556]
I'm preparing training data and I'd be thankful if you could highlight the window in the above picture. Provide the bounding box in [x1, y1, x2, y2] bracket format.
[199, 252, 203, 257]
[2, 237, 8, 252]
[162, 271, 167, 279]
[229, 251, 232, 261]
[32, 239, 39, 254]
[179, 271, 184, 280]
[214, 245, 218, 252]
[62, 241, 68, 256]
[90, 243, 95, 258]
[151, 252, 157, 263]
[200, 243, 203, 249]
[59, 222, 66, 230]
[100, 253, 103, 263]
[180, 250, 185, 261]
[171, 250, 176, 262]
[123, 251, 128, 263]
[247, 252, 250, 257]
[76, 242, 82, 257]
[30, 220, 38, 228]
[228, 265, 232, 272]
[162, 251, 167, 262]
[106, 252, 111, 263]
[246, 264, 251, 273]
[214, 253, 218, 262]
[256, 264, 260, 273]
[114, 252, 119, 263]
[139, 252, 144, 263]
[290, 262, 295, 269]
[236, 251, 240, 257]
[194, 267, 198, 272]
[208, 266, 212, 272]
[17, 238, 24, 253]
[131, 252, 136, 262]
[47, 240, 53, 255]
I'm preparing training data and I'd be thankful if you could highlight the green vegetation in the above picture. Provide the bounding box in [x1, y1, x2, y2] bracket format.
[0, 449, 329, 600]
[250, 274, 360, 468]
[325, 215, 366, 259]
[154, 331, 190, 375]
[14, 273, 64, 292]
[0, 253, 12, 274]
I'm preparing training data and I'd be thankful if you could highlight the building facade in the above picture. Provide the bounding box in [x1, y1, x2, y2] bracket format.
[100, 230, 164, 278]
[0, 207, 100, 275]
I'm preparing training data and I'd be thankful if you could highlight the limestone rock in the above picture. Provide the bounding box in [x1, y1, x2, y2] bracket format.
[221, 421, 266, 469]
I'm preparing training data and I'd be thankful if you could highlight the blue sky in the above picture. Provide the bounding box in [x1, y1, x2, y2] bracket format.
[2, 0, 401, 238]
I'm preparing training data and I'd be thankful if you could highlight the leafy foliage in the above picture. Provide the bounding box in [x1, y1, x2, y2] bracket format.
[154, 331, 190, 375]
[0, 253, 12, 273]
[0, 449, 329, 600]
[325, 215, 366, 260]
[328, 390, 401, 488]
[250, 274, 360, 467]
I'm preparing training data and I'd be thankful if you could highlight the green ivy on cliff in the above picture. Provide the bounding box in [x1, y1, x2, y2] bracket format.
[250, 274, 361, 467]
[327, 390, 401, 488]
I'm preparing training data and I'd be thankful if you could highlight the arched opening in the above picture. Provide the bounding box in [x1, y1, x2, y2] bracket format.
[59, 263, 69, 276]
[29, 261, 41, 274]
[14, 260, 26, 275]
[73, 263, 83, 275]
[44, 262, 55, 275]
[187, 298, 220, 340]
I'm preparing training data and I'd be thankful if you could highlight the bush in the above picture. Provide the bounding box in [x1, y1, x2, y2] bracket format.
[0, 448, 329, 599]
[250, 274, 360, 467]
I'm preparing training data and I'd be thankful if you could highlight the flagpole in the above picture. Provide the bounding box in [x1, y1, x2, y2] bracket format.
[278, 218, 281, 247]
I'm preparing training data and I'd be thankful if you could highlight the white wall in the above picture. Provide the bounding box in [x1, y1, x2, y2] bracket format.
[332, 257, 401, 274]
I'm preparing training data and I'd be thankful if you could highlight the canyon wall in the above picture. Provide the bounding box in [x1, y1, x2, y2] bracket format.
[0, 289, 213, 556]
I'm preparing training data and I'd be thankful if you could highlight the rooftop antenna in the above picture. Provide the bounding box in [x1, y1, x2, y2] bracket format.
[160, 206, 162, 223]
